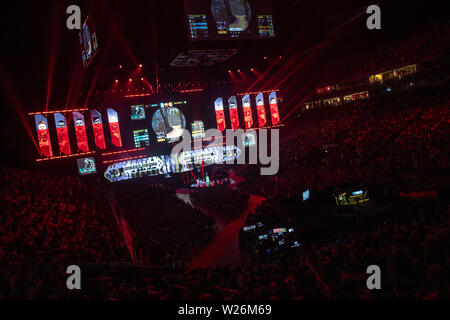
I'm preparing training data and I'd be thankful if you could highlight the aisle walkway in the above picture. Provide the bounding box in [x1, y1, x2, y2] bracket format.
[188, 194, 266, 270]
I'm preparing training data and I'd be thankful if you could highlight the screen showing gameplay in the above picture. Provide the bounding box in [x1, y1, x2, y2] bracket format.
[184, 0, 275, 41]
[79, 16, 99, 68]
[151, 101, 187, 143]
[131, 105, 147, 120]
[133, 129, 150, 148]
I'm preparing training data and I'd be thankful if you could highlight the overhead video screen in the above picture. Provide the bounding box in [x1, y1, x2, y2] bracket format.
[79, 16, 99, 68]
[185, 0, 275, 41]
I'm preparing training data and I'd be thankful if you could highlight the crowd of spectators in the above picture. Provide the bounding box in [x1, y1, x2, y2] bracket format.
[113, 182, 216, 268]
[1, 83, 448, 298]
[0, 168, 130, 299]
[238, 85, 449, 199]
[348, 20, 450, 76]
[69, 200, 449, 300]
[190, 186, 250, 224]
[1, 18, 449, 299]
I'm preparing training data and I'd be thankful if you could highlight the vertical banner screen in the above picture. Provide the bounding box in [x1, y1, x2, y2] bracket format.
[107, 108, 123, 147]
[54, 113, 71, 155]
[269, 91, 280, 126]
[35, 114, 53, 158]
[256, 92, 267, 127]
[242, 94, 253, 129]
[214, 98, 226, 132]
[228, 96, 239, 131]
[90, 110, 106, 149]
[73, 112, 89, 152]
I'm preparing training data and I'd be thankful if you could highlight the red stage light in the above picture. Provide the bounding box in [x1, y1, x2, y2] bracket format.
[115, 79, 119, 83]
[129, 78, 133, 82]
[251, 68, 254, 71]
[139, 64, 143, 68]
[119, 65, 123, 69]
[141, 77, 144, 81]
[237, 69, 241, 72]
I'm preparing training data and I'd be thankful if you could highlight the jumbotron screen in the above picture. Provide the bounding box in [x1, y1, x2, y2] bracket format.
[79, 16, 99, 68]
[185, 0, 275, 41]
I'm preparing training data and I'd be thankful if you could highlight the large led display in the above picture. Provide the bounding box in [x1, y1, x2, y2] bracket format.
[107, 108, 123, 147]
[269, 91, 280, 126]
[242, 94, 253, 129]
[228, 96, 239, 130]
[185, 0, 275, 41]
[255, 92, 267, 127]
[90, 110, 106, 150]
[35, 114, 53, 158]
[104, 145, 241, 182]
[151, 102, 187, 143]
[214, 97, 226, 132]
[191, 121, 206, 139]
[54, 113, 71, 155]
[79, 16, 99, 68]
[73, 112, 89, 152]
[133, 129, 150, 148]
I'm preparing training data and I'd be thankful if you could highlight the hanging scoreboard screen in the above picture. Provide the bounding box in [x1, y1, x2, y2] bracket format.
[79, 16, 99, 68]
[185, 0, 275, 41]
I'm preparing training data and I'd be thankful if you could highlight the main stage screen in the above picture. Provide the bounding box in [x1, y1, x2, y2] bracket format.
[185, 0, 275, 41]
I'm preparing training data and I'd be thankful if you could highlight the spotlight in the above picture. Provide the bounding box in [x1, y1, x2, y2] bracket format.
[228, 70, 231, 73]
[237, 69, 241, 72]
[129, 78, 133, 82]
[139, 64, 143, 68]
[115, 79, 119, 83]
[119, 65, 123, 69]
[141, 77, 144, 81]
[251, 68, 254, 71]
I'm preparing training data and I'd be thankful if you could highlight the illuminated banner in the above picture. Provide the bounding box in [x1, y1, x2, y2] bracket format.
[104, 145, 241, 183]
[242, 94, 253, 129]
[228, 96, 239, 131]
[269, 91, 280, 126]
[107, 108, 122, 147]
[90, 110, 106, 149]
[54, 113, 71, 155]
[35, 114, 53, 158]
[256, 93, 267, 127]
[73, 112, 89, 152]
[214, 98, 226, 132]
